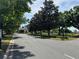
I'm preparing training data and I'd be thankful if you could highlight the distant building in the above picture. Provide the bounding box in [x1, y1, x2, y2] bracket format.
[19, 24, 29, 33]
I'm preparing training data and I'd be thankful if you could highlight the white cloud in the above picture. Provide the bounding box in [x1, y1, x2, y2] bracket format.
[24, 0, 79, 19]
[24, 0, 44, 19]
[53, 0, 79, 11]
[53, 0, 66, 5]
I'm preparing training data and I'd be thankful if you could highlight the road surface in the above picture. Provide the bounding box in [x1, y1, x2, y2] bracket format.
[6, 33, 79, 59]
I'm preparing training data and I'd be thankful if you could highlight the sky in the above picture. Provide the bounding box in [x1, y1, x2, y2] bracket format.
[24, 0, 79, 19]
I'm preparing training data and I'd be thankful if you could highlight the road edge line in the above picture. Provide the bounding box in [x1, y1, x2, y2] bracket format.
[64, 54, 75, 59]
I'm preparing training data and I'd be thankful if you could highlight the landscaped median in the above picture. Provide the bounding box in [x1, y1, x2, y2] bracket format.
[27, 32, 79, 41]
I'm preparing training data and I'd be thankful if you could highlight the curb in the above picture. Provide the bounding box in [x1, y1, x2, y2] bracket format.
[3, 40, 14, 59]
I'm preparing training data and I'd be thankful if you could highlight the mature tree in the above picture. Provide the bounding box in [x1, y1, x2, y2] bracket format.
[58, 11, 73, 36]
[28, 11, 44, 36]
[28, 0, 59, 37]
[0, 0, 35, 34]
[41, 0, 59, 37]
[71, 6, 79, 29]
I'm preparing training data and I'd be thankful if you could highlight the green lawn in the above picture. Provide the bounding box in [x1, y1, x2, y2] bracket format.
[27, 32, 79, 40]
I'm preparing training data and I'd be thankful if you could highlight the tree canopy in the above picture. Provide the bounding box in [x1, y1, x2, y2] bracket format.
[28, 0, 59, 36]
[28, 0, 79, 37]
[0, 0, 35, 34]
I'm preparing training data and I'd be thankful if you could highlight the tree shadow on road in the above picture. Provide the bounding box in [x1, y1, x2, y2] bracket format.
[72, 35, 79, 38]
[8, 50, 35, 59]
[7, 44, 35, 59]
[34, 35, 52, 39]
[13, 37, 23, 39]
[0, 50, 4, 59]
[9, 44, 24, 49]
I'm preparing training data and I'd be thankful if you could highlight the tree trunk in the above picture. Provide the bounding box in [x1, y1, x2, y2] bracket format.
[0, 39, 1, 49]
[40, 31, 42, 37]
[34, 31, 37, 35]
[31, 31, 33, 35]
[48, 30, 50, 37]
[62, 27, 65, 40]
[62, 28, 65, 37]
[58, 27, 61, 35]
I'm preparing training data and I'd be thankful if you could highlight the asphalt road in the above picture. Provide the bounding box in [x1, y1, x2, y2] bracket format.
[7, 33, 79, 59]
